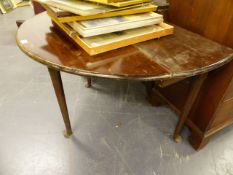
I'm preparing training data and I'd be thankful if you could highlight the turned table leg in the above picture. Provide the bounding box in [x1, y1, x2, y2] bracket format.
[48, 68, 73, 137]
[173, 73, 207, 143]
[86, 77, 92, 88]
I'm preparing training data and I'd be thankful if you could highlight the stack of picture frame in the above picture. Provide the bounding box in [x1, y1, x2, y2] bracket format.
[36, 0, 174, 55]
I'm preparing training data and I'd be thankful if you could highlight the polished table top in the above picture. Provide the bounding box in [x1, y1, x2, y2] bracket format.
[17, 12, 233, 81]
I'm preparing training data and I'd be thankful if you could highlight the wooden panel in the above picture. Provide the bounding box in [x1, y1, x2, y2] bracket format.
[223, 80, 233, 101]
[189, 61, 233, 131]
[167, 0, 233, 131]
[168, 0, 233, 48]
[212, 98, 233, 128]
[155, 62, 233, 132]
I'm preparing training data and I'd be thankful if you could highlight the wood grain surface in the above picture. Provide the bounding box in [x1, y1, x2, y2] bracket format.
[168, 0, 233, 48]
[17, 12, 233, 81]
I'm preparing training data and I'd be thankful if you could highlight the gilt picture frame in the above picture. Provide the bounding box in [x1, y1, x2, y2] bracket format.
[0, 0, 15, 14]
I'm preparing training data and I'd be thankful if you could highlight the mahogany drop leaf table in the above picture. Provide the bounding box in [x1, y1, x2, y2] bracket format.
[17, 12, 233, 144]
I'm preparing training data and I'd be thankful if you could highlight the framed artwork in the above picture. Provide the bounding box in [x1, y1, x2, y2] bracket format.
[12, 0, 22, 5]
[0, 0, 15, 14]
